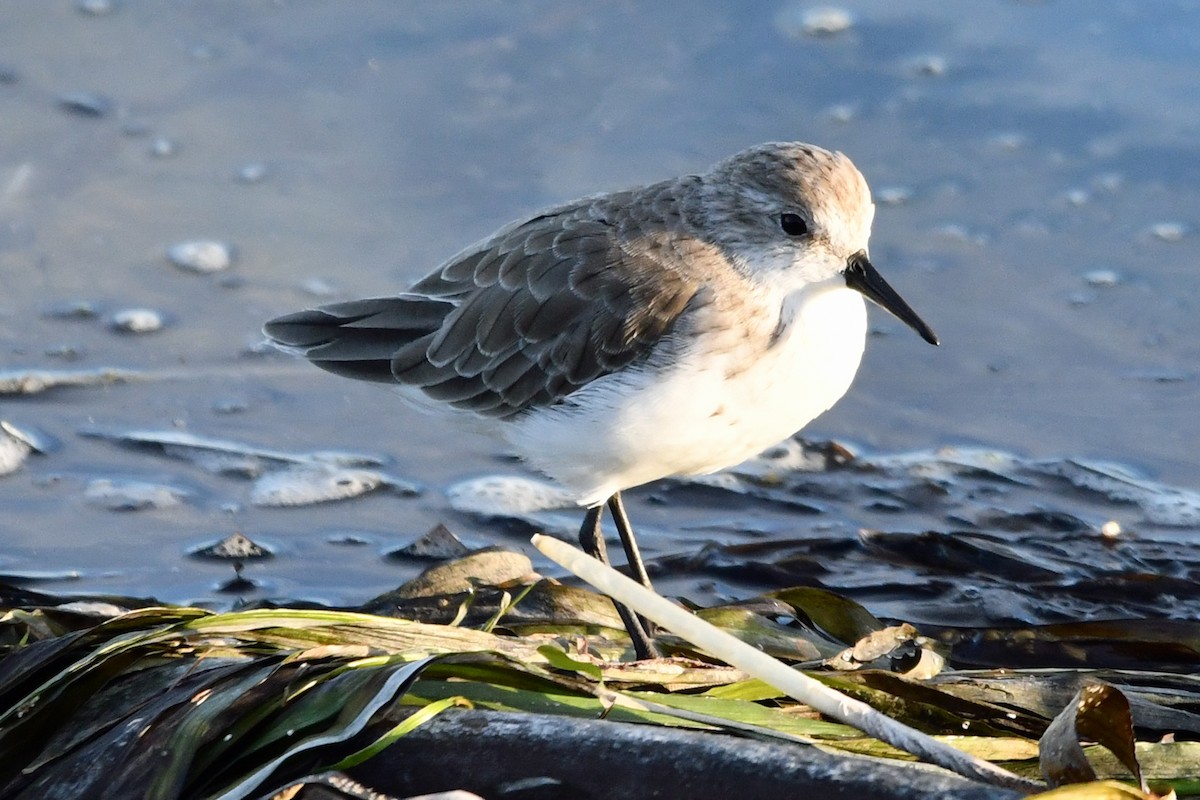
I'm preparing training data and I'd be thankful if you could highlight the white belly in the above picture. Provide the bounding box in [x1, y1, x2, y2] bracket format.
[506, 284, 868, 506]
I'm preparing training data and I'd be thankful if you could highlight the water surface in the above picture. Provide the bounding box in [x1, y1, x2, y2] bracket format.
[1, 1, 1197, 617]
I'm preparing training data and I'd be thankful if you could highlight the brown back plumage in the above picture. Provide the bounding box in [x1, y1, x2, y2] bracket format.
[263, 182, 702, 418]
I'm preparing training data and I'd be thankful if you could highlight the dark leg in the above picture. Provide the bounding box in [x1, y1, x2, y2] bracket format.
[578, 504, 608, 562]
[607, 492, 659, 647]
[608, 492, 653, 590]
[577, 500, 661, 660]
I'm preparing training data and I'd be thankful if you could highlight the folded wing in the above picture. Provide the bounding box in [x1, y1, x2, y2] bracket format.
[264, 192, 701, 418]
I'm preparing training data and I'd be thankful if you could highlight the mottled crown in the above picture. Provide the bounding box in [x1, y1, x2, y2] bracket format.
[693, 142, 875, 272]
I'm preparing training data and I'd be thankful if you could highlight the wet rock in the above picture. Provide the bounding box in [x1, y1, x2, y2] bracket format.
[392, 549, 535, 599]
[211, 397, 249, 414]
[326, 532, 374, 546]
[84, 428, 271, 477]
[85, 478, 188, 511]
[190, 531, 272, 561]
[776, 5, 854, 38]
[42, 299, 100, 319]
[1150, 222, 1186, 242]
[236, 162, 269, 183]
[933, 223, 987, 245]
[1064, 188, 1089, 206]
[54, 601, 127, 618]
[75, 0, 118, 14]
[109, 307, 165, 333]
[194, 533, 272, 593]
[300, 277, 337, 297]
[45, 344, 86, 360]
[1126, 369, 1190, 383]
[392, 523, 471, 561]
[167, 240, 235, 273]
[876, 186, 912, 206]
[149, 137, 178, 158]
[907, 54, 948, 77]
[1082, 269, 1120, 287]
[988, 132, 1026, 151]
[80, 427, 391, 479]
[57, 91, 113, 117]
[447, 475, 576, 517]
[824, 103, 857, 124]
[0, 429, 32, 476]
[250, 464, 385, 506]
[0, 367, 141, 395]
[1, 420, 59, 454]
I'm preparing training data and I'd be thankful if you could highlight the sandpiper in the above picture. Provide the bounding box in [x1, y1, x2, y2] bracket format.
[265, 142, 938, 659]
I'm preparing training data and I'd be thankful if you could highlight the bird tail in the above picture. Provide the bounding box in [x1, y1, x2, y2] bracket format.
[262, 295, 450, 384]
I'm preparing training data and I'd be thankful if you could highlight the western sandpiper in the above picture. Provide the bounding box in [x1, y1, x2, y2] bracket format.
[265, 142, 938, 658]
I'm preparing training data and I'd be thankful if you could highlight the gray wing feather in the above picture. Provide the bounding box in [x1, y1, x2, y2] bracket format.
[263, 297, 452, 383]
[263, 188, 702, 418]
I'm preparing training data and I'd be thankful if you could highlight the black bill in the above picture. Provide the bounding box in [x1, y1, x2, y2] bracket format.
[844, 251, 939, 346]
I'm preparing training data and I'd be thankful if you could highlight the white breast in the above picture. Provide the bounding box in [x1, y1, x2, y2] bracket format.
[506, 281, 868, 506]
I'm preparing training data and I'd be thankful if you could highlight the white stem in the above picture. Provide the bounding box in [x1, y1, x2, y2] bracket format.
[532, 534, 1041, 794]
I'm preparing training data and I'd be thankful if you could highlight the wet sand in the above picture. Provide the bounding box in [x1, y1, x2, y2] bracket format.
[0, 1, 1197, 613]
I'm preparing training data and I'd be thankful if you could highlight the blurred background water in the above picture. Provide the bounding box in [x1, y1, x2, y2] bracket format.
[0, 1, 1197, 613]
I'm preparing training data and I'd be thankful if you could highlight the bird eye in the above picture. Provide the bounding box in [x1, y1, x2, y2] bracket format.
[779, 213, 809, 237]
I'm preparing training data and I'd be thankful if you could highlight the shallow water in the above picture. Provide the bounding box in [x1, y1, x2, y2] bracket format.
[0, 2, 1197, 619]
